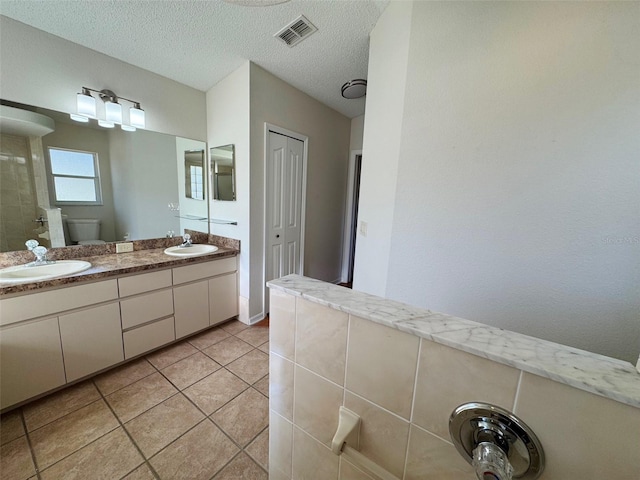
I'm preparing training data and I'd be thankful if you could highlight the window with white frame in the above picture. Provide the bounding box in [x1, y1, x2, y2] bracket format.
[47, 147, 103, 205]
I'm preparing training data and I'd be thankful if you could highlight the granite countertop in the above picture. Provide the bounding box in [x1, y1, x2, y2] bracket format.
[267, 274, 640, 409]
[0, 231, 239, 296]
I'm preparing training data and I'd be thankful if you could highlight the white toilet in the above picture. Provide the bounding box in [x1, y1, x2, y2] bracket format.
[65, 218, 106, 245]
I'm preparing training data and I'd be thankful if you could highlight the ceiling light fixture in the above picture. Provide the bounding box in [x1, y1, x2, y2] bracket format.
[341, 79, 367, 99]
[71, 87, 145, 131]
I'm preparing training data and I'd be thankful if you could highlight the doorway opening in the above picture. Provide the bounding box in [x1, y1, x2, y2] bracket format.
[341, 150, 363, 287]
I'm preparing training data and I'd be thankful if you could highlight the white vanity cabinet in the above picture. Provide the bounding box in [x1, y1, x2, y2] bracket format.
[173, 256, 238, 337]
[0, 254, 238, 410]
[0, 317, 66, 409]
[0, 279, 119, 410]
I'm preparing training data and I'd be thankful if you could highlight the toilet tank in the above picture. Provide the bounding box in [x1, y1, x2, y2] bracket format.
[65, 218, 101, 243]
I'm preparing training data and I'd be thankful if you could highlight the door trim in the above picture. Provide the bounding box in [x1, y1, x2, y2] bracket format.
[263, 123, 309, 314]
[341, 150, 362, 283]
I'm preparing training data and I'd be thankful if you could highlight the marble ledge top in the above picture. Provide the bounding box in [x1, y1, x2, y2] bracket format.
[267, 274, 640, 409]
[0, 232, 238, 296]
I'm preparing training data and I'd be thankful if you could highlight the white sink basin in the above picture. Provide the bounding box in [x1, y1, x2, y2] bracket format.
[164, 244, 219, 257]
[0, 260, 92, 284]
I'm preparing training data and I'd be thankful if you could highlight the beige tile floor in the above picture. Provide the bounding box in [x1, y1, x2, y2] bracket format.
[1, 319, 270, 480]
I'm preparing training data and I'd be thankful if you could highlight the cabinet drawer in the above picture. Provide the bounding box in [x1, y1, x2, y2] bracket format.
[118, 269, 172, 297]
[172, 256, 236, 285]
[123, 317, 175, 359]
[120, 290, 174, 330]
[0, 280, 118, 326]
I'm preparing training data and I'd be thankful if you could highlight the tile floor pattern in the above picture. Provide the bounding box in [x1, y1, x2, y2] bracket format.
[1, 320, 270, 480]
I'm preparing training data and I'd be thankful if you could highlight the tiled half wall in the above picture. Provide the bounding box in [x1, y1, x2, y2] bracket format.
[268, 289, 640, 479]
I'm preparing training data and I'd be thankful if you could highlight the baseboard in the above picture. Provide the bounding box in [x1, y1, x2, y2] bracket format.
[249, 312, 266, 325]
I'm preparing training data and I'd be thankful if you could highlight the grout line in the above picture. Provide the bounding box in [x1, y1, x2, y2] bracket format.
[20, 408, 42, 479]
[94, 358, 159, 398]
[95, 378, 162, 480]
[410, 422, 455, 446]
[345, 389, 412, 424]
[408, 338, 423, 425]
[402, 338, 424, 480]
[513, 369, 524, 413]
[342, 314, 352, 406]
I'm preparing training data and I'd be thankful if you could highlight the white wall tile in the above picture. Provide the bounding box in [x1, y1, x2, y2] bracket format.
[413, 339, 520, 438]
[292, 427, 339, 480]
[270, 354, 294, 421]
[293, 366, 343, 447]
[296, 298, 348, 385]
[344, 392, 410, 479]
[270, 290, 296, 360]
[516, 373, 640, 479]
[346, 315, 419, 419]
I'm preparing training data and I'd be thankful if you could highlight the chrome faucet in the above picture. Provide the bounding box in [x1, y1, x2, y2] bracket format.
[180, 233, 192, 248]
[25, 239, 55, 266]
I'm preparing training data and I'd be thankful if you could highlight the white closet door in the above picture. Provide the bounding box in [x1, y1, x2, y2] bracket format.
[266, 132, 304, 284]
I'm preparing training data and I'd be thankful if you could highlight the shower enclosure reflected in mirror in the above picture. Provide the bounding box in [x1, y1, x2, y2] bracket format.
[184, 150, 205, 200]
[210, 144, 235, 201]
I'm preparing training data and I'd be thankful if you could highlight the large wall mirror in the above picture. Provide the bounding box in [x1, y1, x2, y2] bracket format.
[0, 100, 207, 253]
[210, 144, 236, 201]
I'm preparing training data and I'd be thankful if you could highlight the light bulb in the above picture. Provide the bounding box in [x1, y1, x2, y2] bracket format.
[129, 104, 145, 129]
[105, 101, 122, 124]
[70, 114, 89, 123]
[77, 89, 96, 117]
[121, 124, 136, 132]
[98, 119, 114, 128]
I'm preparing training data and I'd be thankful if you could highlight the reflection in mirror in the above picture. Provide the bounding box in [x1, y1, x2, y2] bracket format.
[210, 144, 235, 201]
[0, 100, 207, 252]
[184, 150, 205, 200]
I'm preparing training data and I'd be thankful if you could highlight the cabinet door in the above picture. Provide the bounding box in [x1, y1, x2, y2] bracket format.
[0, 317, 66, 410]
[209, 273, 238, 326]
[59, 303, 124, 382]
[174, 280, 209, 339]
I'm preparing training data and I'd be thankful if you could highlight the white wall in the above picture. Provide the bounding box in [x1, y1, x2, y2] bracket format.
[206, 62, 251, 320]
[0, 16, 206, 141]
[356, 1, 640, 362]
[352, 0, 413, 297]
[349, 115, 365, 152]
[249, 63, 351, 321]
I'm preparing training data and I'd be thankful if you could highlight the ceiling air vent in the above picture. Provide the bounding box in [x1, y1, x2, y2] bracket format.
[274, 15, 317, 47]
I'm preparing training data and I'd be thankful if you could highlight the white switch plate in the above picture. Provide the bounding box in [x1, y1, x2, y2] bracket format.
[116, 242, 134, 253]
[360, 221, 368, 236]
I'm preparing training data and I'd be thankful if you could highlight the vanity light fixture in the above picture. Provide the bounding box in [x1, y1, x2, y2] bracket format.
[71, 87, 145, 131]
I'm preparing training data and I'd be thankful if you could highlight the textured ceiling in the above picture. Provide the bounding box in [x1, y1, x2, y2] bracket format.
[0, 0, 389, 118]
